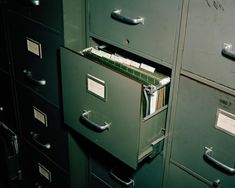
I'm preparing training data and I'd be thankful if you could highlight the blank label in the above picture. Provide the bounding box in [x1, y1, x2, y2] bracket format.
[38, 163, 51, 182]
[33, 106, 48, 127]
[215, 109, 235, 137]
[87, 74, 105, 99]
[26, 38, 42, 58]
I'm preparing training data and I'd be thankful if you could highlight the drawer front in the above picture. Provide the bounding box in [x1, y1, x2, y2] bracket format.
[182, 0, 235, 89]
[21, 142, 69, 188]
[90, 148, 163, 188]
[17, 84, 69, 171]
[171, 76, 235, 187]
[7, 0, 62, 31]
[61, 48, 142, 169]
[89, 0, 180, 66]
[0, 71, 17, 131]
[166, 163, 209, 188]
[9, 12, 62, 106]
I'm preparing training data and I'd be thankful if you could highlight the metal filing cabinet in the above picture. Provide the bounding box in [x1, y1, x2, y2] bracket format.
[5, 0, 69, 187]
[8, 11, 63, 106]
[171, 76, 235, 187]
[182, 0, 235, 89]
[87, 0, 181, 67]
[61, 47, 168, 169]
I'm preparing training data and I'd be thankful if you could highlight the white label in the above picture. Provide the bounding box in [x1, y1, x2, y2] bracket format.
[140, 63, 155, 73]
[38, 163, 51, 182]
[26, 38, 42, 58]
[87, 74, 105, 99]
[215, 109, 235, 137]
[33, 106, 48, 127]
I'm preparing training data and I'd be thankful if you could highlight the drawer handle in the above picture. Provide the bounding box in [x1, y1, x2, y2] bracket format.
[110, 168, 135, 187]
[222, 43, 235, 60]
[203, 147, 235, 175]
[21, 0, 40, 6]
[23, 69, 46, 86]
[30, 131, 51, 150]
[29, 0, 40, 6]
[111, 9, 144, 25]
[81, 110, 111, 131]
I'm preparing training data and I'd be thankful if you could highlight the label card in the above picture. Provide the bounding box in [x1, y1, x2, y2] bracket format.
[26, 38, 42, 59]
[215, 109, 235, 137]
[38, 163, 51, 182]
[33, 106, 48, 127]
[87, 74, 106, 100]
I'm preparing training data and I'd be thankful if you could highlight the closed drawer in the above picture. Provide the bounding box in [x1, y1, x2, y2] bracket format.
[171, 76, 235, 187]
[90, 147, 163, 188]
[182, 0, 235, 89]
[9, 12, 62, 106]
[21, 141, 69, 188]
[0, 71, 17, 132]
[7, 0, 62, 31]
[88, 0, 181, 66]
[166, 163, 209, 188]
[61, 48, 168, 169]
[16, 84, 69, 171]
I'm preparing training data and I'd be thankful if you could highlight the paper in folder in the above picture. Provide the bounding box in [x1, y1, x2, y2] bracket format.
[80, 47, 170, 118]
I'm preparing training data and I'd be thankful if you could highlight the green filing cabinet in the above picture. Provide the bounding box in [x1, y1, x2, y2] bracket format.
[88, 0, 181, 67]
[182, 0, 235, 89]
[61, 47, 168, 169]
[171, 76, 235, 187]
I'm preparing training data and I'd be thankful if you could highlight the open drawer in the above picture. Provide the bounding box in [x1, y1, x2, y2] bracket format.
[61, 47, 169, 169]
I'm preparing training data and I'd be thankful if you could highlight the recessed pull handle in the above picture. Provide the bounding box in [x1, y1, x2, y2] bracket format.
[81, 110, 111, 131]
[203, 147, 235, 175]
[222, 43, 235, 61]
[30, 131, 51, 150]
[23, 69, 46, 86]
[111, 9, 144, 25]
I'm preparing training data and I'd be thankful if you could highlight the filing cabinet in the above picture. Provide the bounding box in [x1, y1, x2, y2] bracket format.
[61, 47, 167, 169]
[16, 83, 69, 171]
[8, 11, 63, 106]
[7, 0, 63, 32]
[182, 0, 235, 89]
[21, 141, 69, 188]
[88, 0, 181, 67]
[171, 76, 235, 187]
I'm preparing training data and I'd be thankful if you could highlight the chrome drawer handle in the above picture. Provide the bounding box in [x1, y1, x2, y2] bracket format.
[23, 69, 46, 86]
[111, 9, 144, 25]
[222, 43, 235, 60]
[110, 168, 135, 187]
[21, 0, 40, 6]
[81, 110, 111, 131]
[30, 0, 40, 6]
[30, 131, 51, 150]
[203, 147, 235, 175]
